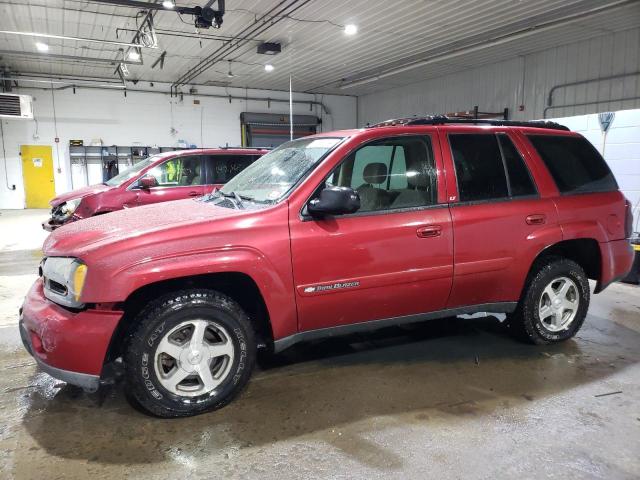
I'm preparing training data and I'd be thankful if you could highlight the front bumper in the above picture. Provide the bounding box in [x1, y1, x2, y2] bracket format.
[19, 279, 123, 390]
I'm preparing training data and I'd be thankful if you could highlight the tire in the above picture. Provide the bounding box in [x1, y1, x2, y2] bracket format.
[124, 289, 256, 418]
[507, 256, 590, 345]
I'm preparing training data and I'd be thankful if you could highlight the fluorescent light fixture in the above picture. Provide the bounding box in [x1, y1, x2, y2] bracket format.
[162, 0, 175, 8]
[128, 50, 140, 61]
[264, 64, 274, 72]
[35, 42, 49, 52]
[344, 24, 358, 35]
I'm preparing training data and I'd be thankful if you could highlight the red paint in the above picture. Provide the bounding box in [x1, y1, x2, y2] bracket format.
[43, 148, 268, 231]
[21, 279, 123, 375]
[23, 124, 634, 379]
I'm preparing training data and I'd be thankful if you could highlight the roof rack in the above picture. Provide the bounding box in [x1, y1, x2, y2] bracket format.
[367, 115, 569, 131]
[218, 145, 272, 150]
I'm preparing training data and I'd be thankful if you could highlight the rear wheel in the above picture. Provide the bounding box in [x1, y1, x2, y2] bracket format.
[124, 289, 255, 417]
[507, 257, 590, 344]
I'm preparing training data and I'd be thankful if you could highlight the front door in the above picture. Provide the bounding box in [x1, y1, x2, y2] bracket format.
[21, 145, 55, 208]
[136, 154, 205, 206]
[289, 134, 454, 332]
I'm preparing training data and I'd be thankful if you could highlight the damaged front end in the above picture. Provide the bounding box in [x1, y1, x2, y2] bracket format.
[42, 198, 82, 231]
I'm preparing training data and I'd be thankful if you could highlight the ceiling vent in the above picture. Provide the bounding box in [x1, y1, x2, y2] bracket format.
[257, 42, 281, 55]
[0, 94, 33, 119]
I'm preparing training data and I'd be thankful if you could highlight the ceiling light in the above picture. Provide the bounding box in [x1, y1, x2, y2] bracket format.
[264, 64, 274, 72]
[344, 24, 358, 35]
[35, 42, 49, 52]
[128, 50, 140, 61]
[227, 61, 234, 78]
[162, 0, 175, 8]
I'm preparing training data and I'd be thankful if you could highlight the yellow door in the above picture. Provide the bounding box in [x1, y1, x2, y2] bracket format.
[21, 145, 55, 209]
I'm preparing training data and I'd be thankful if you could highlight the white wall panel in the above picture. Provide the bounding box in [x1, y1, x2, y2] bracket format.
[359, 28, 640, 125]
[0, 87, 356, 209]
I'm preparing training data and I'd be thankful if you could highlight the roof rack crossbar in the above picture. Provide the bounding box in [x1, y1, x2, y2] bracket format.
[367, 115, 569, 131]
[217, 145, 272, 150]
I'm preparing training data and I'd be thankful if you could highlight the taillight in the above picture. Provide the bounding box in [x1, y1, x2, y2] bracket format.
[625, 200, 634, 238]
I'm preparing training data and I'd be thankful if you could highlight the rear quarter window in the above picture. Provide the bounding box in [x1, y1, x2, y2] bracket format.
[527, 135, 618, 194]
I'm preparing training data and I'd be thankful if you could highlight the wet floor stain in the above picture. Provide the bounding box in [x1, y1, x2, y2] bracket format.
[0, 249, 42, 277]
[1, 308, 639, 479]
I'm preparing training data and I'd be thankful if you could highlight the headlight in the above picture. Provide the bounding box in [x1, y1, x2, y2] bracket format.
[42, 257, 88, 307]
[60, 198, 82, 219]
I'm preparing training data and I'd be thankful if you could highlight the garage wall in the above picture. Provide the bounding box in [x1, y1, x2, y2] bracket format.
[358, 27, 640, 125]
[0, 86, 356, 209]
[548, 108, 640, 230]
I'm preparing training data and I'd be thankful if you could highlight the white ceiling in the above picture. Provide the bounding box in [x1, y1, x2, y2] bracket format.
[1, 0, 639, 96]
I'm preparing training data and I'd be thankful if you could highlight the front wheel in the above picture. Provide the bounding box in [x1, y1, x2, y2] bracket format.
[507, 257, 590, 344]
[124, 289, 256, 417]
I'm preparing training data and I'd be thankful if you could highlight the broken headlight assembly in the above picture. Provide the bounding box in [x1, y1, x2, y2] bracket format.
[58, 198, 82, 220]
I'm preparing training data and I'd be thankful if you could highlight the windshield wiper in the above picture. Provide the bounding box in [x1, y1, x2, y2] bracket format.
[236, 193, 274, 205]
[219, 190, 245, 209]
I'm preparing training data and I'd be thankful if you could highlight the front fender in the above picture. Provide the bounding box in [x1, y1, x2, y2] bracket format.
[83, 246, 297, 339]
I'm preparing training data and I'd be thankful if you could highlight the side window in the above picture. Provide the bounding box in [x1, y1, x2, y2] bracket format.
[450, 134, 508, 202]
[330, 136, 436, 212]
[147, 155, 203, 187]
[207, 155, 254, 184]
[527, 135, 617, 194]
[497, 134, 537, 197]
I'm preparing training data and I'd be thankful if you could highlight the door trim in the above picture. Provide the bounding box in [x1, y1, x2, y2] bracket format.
[273, 301, 517, 352]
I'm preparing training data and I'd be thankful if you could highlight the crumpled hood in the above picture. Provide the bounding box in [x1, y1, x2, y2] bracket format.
[50, 184, 113, 207]
[43, 198, 244, 257]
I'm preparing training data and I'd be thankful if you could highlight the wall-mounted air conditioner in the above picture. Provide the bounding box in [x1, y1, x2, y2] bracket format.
[0, 93, 33, 119]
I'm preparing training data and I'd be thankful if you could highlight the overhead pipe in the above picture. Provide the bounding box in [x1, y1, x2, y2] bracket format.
[0, 76, 125, 89]
[115, 27, 264, 43]
[337, 0, 637, 90]
[543, 96, 640, 118]
[173, 0, 312, 89]
[0, 50, 143, 65]
[0, 30, 155, 49]
[16, 83, 330, 113]
[547, 71, 640, 106]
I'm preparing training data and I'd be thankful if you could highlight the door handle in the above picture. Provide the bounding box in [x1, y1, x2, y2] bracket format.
[188, 191, 200, 197]
[417, 225, 442, 238]
[526, 214, 546, 225]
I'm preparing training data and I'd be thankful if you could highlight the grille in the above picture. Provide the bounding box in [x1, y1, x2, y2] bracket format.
[46, 277, 68, 296]
[0, 95, 21, 116]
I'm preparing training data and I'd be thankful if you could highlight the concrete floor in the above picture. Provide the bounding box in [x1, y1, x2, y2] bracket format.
[0, 209, 639, 479]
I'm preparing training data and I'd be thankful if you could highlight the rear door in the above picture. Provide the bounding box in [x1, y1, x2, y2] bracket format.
[441, 128, 561, 308]
[136, 154, 205, 206]
[289, 133, 454, 332]
[203, 155, 258, 193]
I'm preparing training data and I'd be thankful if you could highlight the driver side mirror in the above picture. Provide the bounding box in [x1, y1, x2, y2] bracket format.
[138, 175, 158, 189]
[308, 186, 360, 217]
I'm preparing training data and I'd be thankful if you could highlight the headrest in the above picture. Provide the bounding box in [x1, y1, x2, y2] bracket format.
[363, 162, 388, 184]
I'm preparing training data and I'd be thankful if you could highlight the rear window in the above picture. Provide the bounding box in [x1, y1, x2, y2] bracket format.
[449, 134, 509, 202]
[527, 135, 617, 194]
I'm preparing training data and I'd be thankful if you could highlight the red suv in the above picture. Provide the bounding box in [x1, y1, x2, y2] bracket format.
[43, 147, 267, 230]
[20, 118, 634, 417]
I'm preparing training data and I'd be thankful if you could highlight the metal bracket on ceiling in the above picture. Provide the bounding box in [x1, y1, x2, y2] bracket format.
[151, 51, 166, 70]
